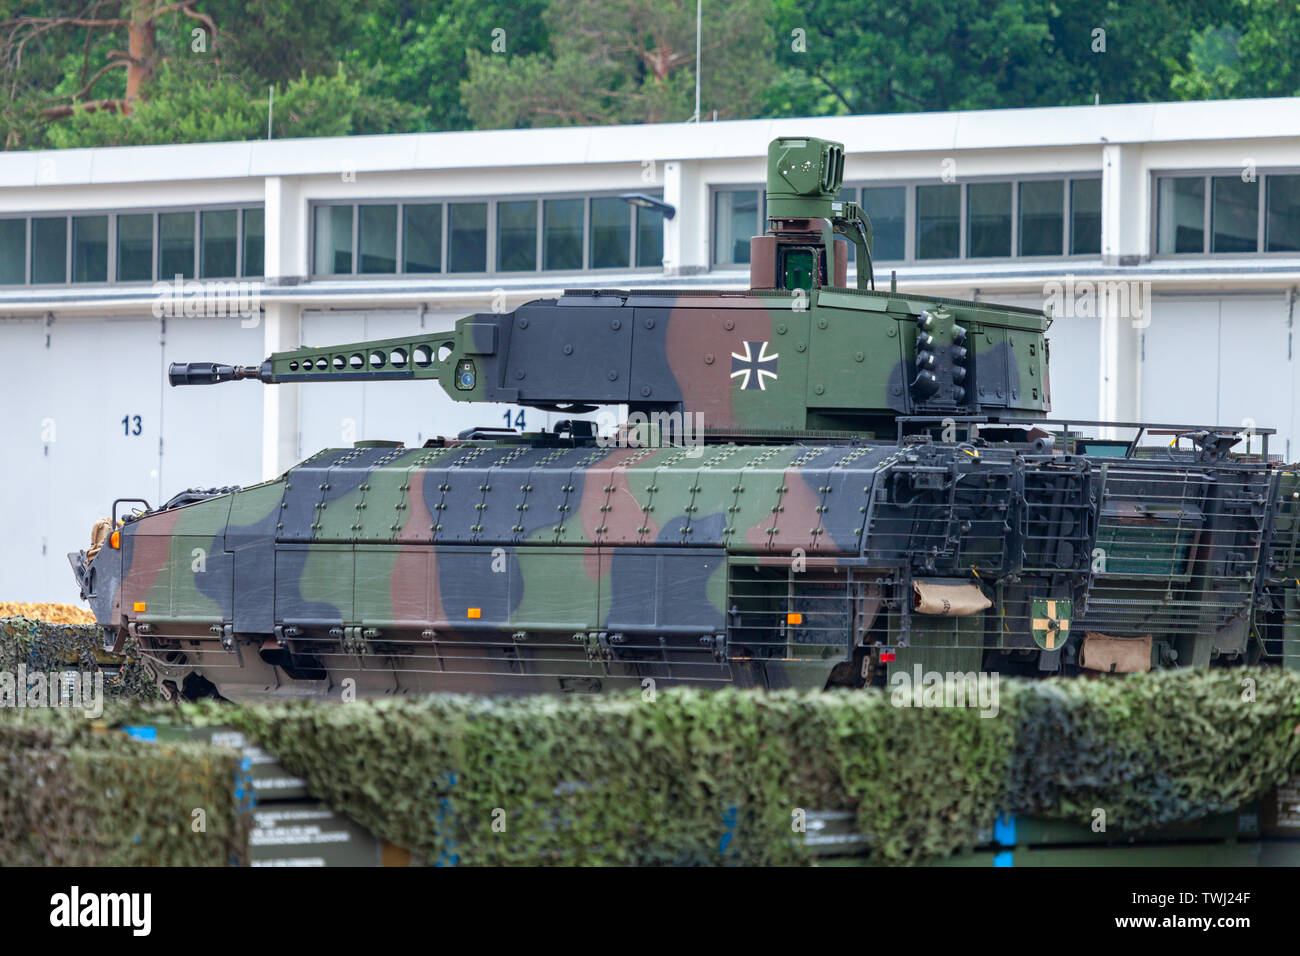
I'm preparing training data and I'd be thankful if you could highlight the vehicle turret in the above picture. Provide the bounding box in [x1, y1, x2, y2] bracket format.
[169, 136, 1053, 440]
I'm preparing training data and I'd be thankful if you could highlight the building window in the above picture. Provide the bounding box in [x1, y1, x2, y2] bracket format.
[636, 204, 664, 268]
[200, 209, 238, 278]
[117, 214, 153, 281]
[1211, 176, 1258, 253]
[309, 193, 662, 278]
[31, 217, 67, 284]
[917, 184, 960, 259]
[714, 189, 760, 265]
[448, 202, 487, 272]
[716, 175, 1096, 269]
[402, 204, 441, 273]
[242, 208, 264, 277]
[314, 205, 353, 275]
[590, 197, 631, 269]
[0, 205, 261, 288]
[1070, 179, 1102, 255]
[544, 198, 584, 270]
[967, 182, 1012, 258]
[359, 204, 398, 274]
[71, 216, 108, 283]
[0, 219, 24, 285]
[861, 186, 905, 261]
[1156, 171, 1300, 255]
[1156, 177, 1204, 254]
[158, 211, 196, 279]
[1018, 181, 1064, 256]
[497, 200, 538, 272]
[1267, 175, 1300, 252]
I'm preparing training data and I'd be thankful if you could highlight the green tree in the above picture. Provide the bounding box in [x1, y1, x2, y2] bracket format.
[1, 0, 430, 148]
[4, 0, 1296, 152]
[768, 0, 1075, 115]
[198, 0, 363, 85]
[768, 0, 1242, 114]
[343, 0, 551, 131]
[44, 61, 427, 147]
[1045, 0, 1237, 105]
[461, 0, 780, 128]
[1, 0, 221, 147]
[1171, 0, 1300, 99]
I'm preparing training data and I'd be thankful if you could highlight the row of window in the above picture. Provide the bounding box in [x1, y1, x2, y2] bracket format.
[0, 207, 264, 285]
[311, 195, 665, 277]
[715, 178, 1103, 266]
[1156, 174, 1300, 254]
[3, 173, 1297, 288]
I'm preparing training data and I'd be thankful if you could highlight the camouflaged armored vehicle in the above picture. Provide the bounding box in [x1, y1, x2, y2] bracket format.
[71, 136, 1300, 702]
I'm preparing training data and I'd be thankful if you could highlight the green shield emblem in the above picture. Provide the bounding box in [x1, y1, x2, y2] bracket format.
[1031, 598, 1072, 650]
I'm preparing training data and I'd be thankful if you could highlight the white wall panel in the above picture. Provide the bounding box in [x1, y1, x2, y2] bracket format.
[0, 313, 268, 603]
[0, 318, 55, 600]
[1043, 311, 1103, 422]
[0, 316, 162, 602]
[1142, 295, 1293, 457]
[51, 318, 161, 603]
[161, 316, 265, 491]
[1215, 295, 1292, 460]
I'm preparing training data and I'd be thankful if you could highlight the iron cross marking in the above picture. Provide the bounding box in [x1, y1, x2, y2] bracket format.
[730, 341, 779, 391]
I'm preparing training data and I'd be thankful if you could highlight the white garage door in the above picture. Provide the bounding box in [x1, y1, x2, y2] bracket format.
[0, 317, 60, 601]
[0, 313, 266, 604]
[1143, 294, 1292, 460]
[1, 315, 161, 602]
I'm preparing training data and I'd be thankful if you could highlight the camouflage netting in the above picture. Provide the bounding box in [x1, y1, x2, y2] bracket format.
[0, 709, 246, 865]
[0, 619, 237, 865]
[161, 670, 1300, 864]
[1007, 669, 1300, 831]
[0, 617, 160, 702]
[2, 663, 1298, 866]
[204, 688, 1015, 864]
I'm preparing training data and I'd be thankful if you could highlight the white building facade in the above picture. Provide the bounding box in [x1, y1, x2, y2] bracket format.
[3, 98, 1299, 601]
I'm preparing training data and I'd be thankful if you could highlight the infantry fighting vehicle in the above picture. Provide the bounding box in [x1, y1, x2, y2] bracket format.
[71, 136, 1300, 702]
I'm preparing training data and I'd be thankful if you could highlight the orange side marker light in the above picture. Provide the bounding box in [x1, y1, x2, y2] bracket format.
[467, 608, 482, 619]
[110, 531, 121, 549]
[787, 612, 802, 625]
[133, 602, 146, 613]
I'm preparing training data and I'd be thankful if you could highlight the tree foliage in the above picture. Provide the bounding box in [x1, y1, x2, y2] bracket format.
[767, 0, 1243, 114]
[43, 61, 427, 147]
[461, 0, 777, 128]
[0, 0, 1294, 151]
[342, 0, 550, 132]
[1170, 1, 1300, 100]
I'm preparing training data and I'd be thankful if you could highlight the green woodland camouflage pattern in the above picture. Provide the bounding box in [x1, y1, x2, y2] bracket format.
[69, 136, 1300, 701]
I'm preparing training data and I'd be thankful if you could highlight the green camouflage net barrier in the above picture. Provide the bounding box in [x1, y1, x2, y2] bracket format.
[1007, 669, 1300, 831]
[190, 669, 1300, 865]
[219, 688, 1012, 864]
[0, 617, 160, 703]
[0, 709, 246, 866]
[2, 657, 1298, 865]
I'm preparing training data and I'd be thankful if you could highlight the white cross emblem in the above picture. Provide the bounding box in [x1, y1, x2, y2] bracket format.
[729, 341, 780, 391]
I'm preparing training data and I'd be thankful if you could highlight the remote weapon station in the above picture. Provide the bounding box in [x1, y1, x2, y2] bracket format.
[72, 137, 1300, 701]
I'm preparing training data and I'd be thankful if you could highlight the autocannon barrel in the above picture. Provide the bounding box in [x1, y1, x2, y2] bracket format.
[168, 362, 264, 386]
